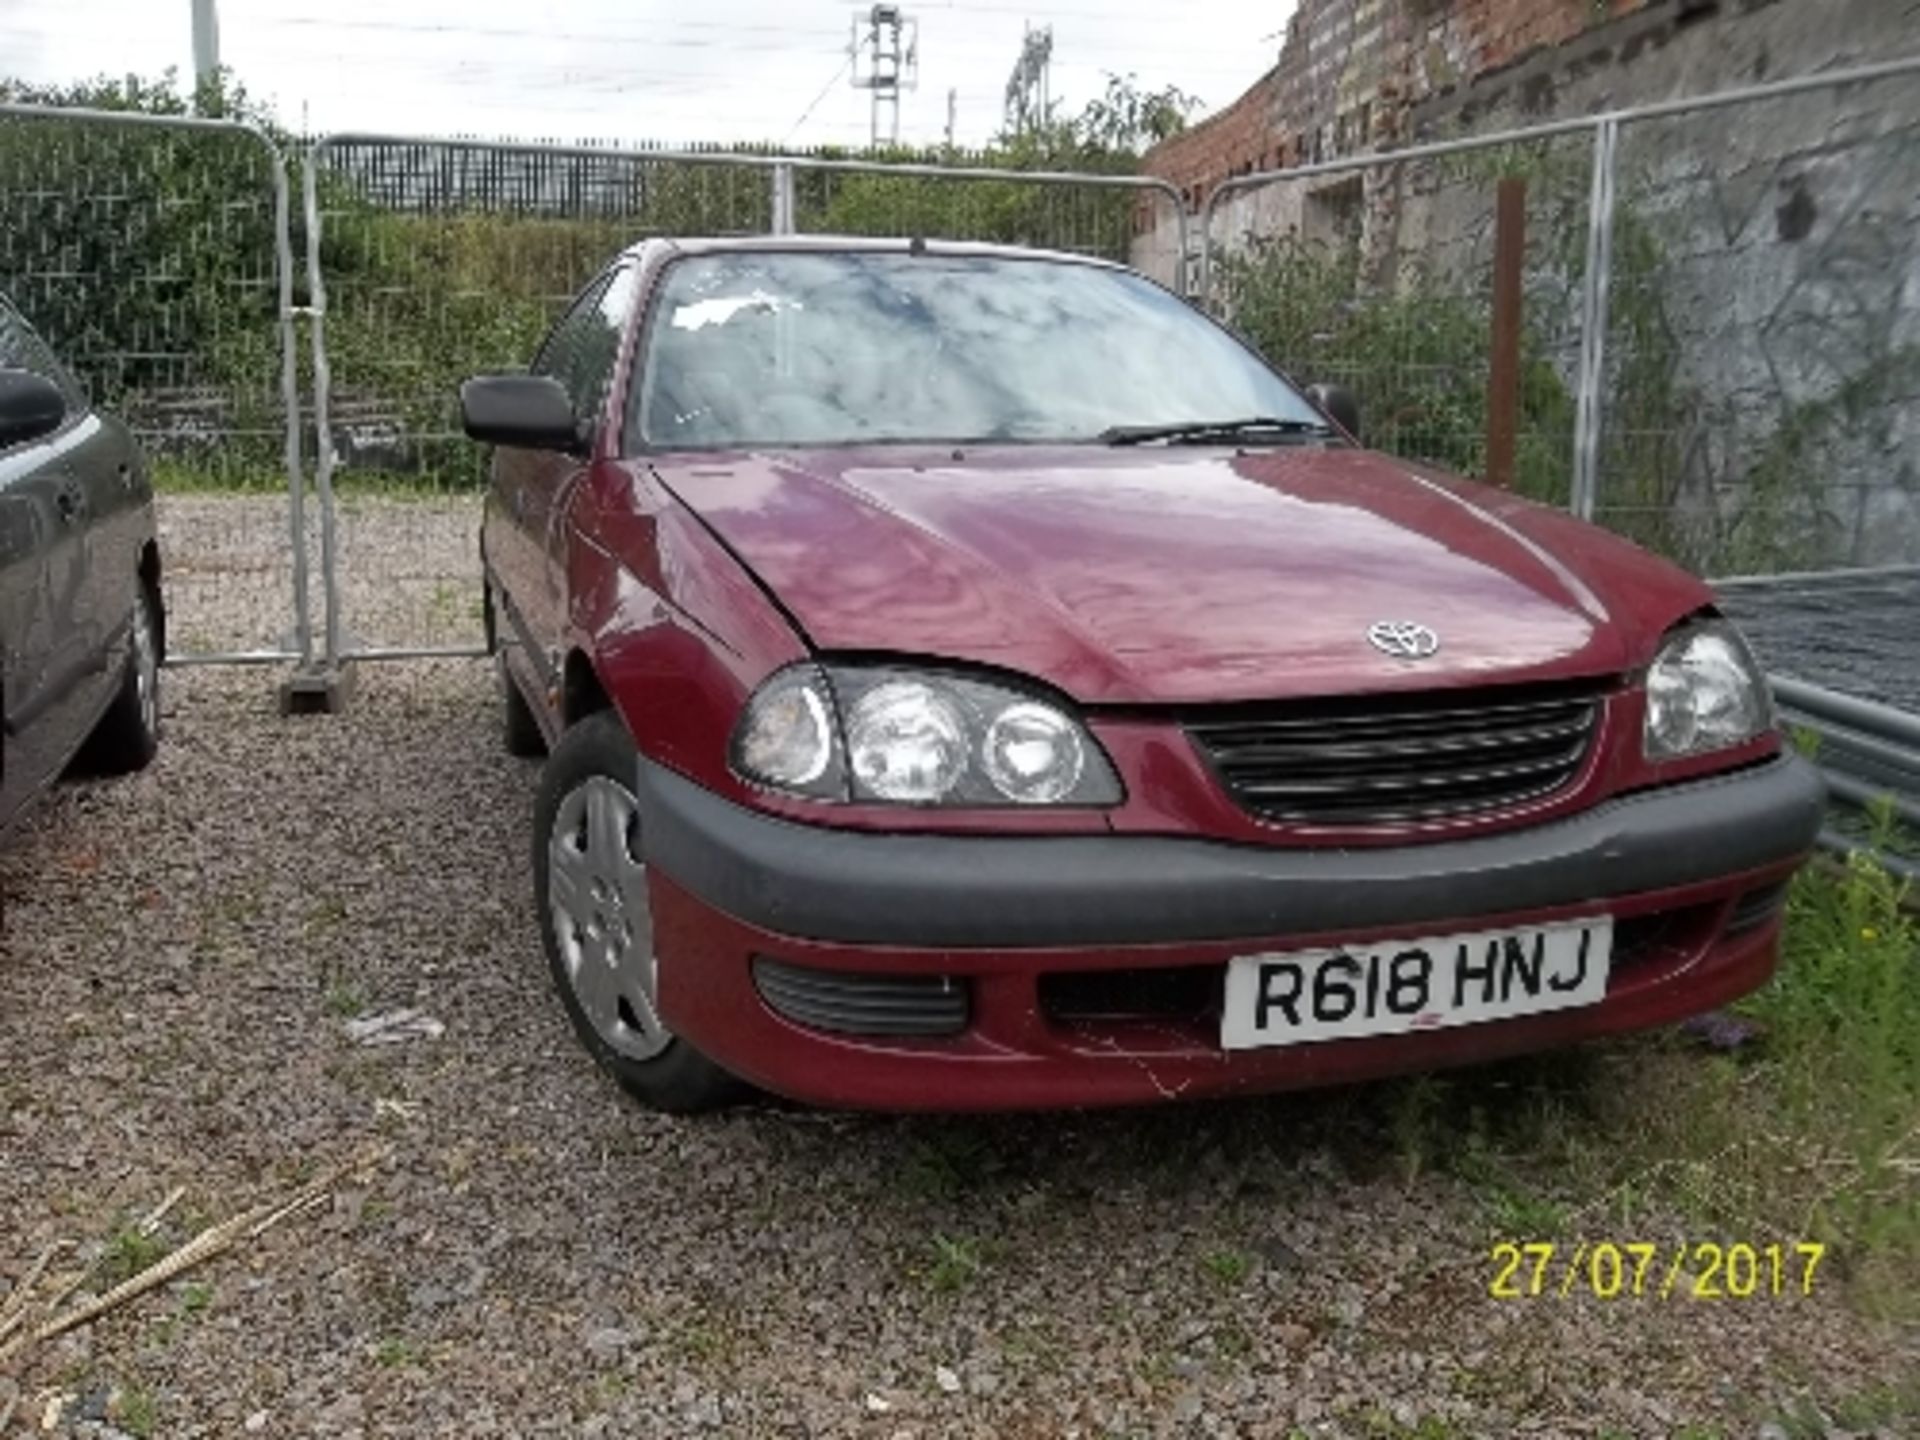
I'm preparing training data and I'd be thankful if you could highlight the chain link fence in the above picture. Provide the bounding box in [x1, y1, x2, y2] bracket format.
[304, 137, 689, 660]
[787, 154, 1184, 281]
[0, 104, 308, 663]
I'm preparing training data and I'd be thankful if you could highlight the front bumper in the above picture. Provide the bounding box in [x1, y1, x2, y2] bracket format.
[638, 754, 1825, 1110]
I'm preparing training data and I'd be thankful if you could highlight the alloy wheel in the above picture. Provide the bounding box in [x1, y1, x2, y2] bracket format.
[546, 775, 669, 1061]
[131, 589, 159, 738]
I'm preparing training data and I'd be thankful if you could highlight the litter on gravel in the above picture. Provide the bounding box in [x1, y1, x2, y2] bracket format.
[344, 1009, 446, 1045]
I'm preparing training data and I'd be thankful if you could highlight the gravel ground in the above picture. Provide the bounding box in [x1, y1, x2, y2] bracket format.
[3, 500, 1916, 1438]
[156, 494, 485, 660]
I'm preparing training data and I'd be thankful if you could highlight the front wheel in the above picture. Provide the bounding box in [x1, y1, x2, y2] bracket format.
[533, 709, 742, 1113]
[80, 584, 161, 774]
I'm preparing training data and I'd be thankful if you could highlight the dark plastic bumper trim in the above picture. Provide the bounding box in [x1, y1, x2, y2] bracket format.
[635, 754, 1825, 949]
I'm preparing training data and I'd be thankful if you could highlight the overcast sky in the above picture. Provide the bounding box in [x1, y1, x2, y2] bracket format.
[0, 0, 1286, 149]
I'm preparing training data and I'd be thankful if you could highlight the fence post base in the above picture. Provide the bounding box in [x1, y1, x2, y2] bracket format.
[279, 663, 356, 716]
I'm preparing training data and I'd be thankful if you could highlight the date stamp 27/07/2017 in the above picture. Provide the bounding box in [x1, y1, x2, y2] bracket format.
[1489, 1241, 1826, 1301]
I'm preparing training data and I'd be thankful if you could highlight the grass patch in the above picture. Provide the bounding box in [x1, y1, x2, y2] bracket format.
[102, 1225, 170, 1284]
[1765, 1379, 1920, 1438]
[373, 1336, 422, 1368]
[323, 979, 367, 1019]
[113, 1385, 157, 1438]
[922, 1232, 988, 1292]
[1199, 1247, 1253, 1287]
[1354, 859, 1917, 1314]
[1357, 1414, 1470, 1440]
[1728, 854, 1919, 1304]
[895, 1129, 1004, 1201]
[151, 458, 289, 495]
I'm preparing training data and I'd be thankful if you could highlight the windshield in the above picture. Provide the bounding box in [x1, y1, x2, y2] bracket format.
[632, 250, 1323, 449]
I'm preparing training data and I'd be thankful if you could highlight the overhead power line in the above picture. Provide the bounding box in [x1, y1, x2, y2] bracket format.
[260, 13, 1261, 64]
[783, 53, 855, 143]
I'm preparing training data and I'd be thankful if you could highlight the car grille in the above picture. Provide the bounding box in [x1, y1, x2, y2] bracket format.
[1186, 683, 1604, 826]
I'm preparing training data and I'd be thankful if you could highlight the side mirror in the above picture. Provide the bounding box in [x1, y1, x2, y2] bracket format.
[0, 369, 67, 449]
[460, 374, 583, 453]
[1305, 382, 1360, 442]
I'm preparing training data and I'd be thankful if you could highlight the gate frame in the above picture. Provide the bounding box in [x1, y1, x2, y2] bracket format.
[299, 131, 1190, 673]
[0, 101, 313, 670]
[1196, 53, 1920, 521]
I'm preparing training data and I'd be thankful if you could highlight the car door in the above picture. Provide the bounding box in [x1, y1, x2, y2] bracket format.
[488, 263, 641, 698]
[0, 440, 61, 826]
[8, 307, 137, 687]
[487, 268, 617, 700]
[0, 304, 96, 826]
[539, 264, 642, 656]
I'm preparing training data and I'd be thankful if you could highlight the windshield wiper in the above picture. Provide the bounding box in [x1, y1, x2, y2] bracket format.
[1098, 416, 1336, 447]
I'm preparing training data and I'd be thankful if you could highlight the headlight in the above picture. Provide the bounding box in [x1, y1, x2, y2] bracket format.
[1643, 619, 1771, 760]
[729, 665, 842, 798]
[845, 681, 969, 802]
[729, 663, 1121, 806]
[983, 702, 1087, 803]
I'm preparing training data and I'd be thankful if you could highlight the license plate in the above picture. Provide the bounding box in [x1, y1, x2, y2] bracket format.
[1220, 917, 1613, 1051]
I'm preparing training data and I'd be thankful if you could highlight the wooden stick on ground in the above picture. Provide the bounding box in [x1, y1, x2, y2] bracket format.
[6, 1146, 389, 1357]
[0, 1240, 67, 1338]
[30, 1159, 362, 1345]
[137, 1186, 186, 1237]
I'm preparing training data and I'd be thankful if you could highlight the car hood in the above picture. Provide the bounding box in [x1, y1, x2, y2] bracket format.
[647, 445, 1713, 705]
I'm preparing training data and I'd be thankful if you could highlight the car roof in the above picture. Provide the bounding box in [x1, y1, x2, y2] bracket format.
[621, 233, 1131, 273]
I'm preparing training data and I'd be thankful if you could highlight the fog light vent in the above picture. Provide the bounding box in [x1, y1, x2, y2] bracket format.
[752, 958, 969, 1037]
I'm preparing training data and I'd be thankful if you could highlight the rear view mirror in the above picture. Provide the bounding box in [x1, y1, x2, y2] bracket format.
[460, 374, 583, 453]
[1305, 382, 1360, 441]
[0, 369, 67, 449]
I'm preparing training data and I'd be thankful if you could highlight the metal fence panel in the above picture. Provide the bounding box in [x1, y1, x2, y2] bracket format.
[1197, 57, 1920, 580]
[0, 104, 307, 664]
[789, 155, 1187, 288]
[303, 135, 1187, 660]
[305, 136, 788, 660]
[1597, 70, 1920, 574]
[1200, 125, 1599, 509]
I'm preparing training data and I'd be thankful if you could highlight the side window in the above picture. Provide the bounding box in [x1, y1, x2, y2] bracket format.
[532, 264, 639, 431]
[0, 297, 86, 412]
[583, 266, 641, 425]
[531, 271, 613, 395]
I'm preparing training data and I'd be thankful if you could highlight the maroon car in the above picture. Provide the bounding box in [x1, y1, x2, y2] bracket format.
[465, 237, 1822, 1114]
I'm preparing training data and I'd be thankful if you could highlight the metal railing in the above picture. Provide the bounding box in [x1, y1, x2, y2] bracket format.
[1771, 675, 1920, 884]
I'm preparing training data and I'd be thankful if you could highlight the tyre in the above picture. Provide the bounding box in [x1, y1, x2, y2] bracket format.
[80, 583, 161, 775]
[500, 654, 547, 758]
[534, 708, 742, 1113]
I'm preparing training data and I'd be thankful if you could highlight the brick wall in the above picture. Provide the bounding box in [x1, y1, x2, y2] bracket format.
[1136, 71, 1288, 213]
[1144, 0, 1657, 203]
